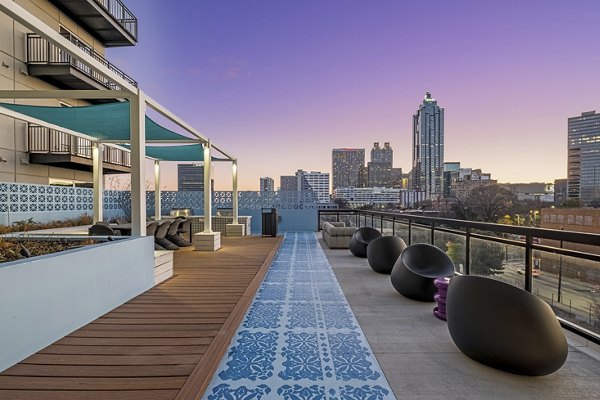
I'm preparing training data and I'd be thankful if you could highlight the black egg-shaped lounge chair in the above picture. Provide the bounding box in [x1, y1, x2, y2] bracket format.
[155, 220, 179, 251]
[349, 227, 382, 257]
[167, 219, 192, 247]
[446, 275, 568, 376]
[88, 223, 118, 236]
[391, 243, 455, 301]
[367, 236, 407, 274]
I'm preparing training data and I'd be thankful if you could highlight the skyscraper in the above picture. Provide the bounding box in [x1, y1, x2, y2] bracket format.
[568, 111, 600, 205]
[411, 92, 444, 198]
[367, 142, 393, 187]
[260, 177, 274, 192]
[332, 148, 365, 190]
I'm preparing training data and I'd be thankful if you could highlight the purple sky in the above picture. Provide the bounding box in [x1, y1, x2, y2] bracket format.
[109, 0, 600, 191]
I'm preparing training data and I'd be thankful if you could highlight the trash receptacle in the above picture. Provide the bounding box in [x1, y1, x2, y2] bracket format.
[262, 208, 277, 237]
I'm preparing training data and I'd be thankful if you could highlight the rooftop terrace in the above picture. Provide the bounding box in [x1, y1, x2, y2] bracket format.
[0, 230, 599, 399]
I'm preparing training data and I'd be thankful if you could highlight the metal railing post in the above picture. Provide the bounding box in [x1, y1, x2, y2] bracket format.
[525, 236, 533, 292]
[465, 227, 471, 275]
[392, 217, 396, 236]
[408, 219, 412, 245]
[380, 215, 383, 232]
[430, 222, 435, 245]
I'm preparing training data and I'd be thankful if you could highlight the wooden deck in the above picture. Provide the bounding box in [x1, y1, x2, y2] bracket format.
[0, 236, 283, 400]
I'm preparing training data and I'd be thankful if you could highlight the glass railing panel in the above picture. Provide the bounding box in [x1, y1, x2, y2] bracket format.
[434, 231, 465, 274]
[534, 251, 600, 335]
[469, 237, 523, 283]
[410, 225, 430, 245]
[393, 221, 409, 245]
[382, 219, 393, 236]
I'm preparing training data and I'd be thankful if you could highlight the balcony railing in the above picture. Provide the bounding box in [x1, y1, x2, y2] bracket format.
[27, 33, 137, 90]
[93, 0, 138, 40]
[318, 209, 600, 344]
[28, 125, 131, 168]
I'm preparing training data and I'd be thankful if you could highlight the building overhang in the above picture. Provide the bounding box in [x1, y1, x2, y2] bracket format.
[48, 0, 137, 46]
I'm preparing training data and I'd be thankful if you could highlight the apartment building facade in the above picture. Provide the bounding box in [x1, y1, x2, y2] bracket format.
[0, 0, 137, 185]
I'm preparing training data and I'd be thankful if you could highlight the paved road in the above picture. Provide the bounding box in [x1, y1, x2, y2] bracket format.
[498, 260, 597, 323]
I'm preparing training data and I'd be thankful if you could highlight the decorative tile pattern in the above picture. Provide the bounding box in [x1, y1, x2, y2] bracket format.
[218, 331, 278, 381]
[203, 232, 395, 400]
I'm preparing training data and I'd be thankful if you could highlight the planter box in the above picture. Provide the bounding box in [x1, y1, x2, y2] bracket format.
[0, 236, 155, 373]
[154, 250, 173, 285]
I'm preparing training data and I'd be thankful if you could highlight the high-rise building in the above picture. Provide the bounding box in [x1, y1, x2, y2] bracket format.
[367, 142, 393, 187]
[178, 164, 204, 191]
[568, 111, 600, 205]
[443, 162, 461, 197]
[260, 177, 274, 192]
[411, 92, 444, 198]
[280, 175, 297, 191]
[296, 170, 330, 203]
[371, 142, 393, 163]
[332, 148, 365, 190]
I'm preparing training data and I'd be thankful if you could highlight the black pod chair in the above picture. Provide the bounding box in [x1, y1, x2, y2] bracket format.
[446, 275, 568, 376]
[349, 227, 382, 257]
[155, 220, 179, 251]
[367, 236, 407, 274]
[167, 219, 192, 247]
[390, 243, 454, 301]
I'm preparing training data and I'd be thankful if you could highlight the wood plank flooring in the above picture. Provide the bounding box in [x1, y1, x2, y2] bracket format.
[0, 236, 282, 400]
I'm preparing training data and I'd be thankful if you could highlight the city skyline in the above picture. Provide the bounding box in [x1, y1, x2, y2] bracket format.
[108, 0, 600, 191]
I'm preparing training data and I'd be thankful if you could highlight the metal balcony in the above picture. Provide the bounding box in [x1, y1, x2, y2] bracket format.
[28, 125, 131, 174]
[27, 33, 136, 101]
[49, 0, 137, 46]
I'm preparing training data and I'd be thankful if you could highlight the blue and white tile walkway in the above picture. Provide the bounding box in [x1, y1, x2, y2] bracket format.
[203, 232, 396, 400]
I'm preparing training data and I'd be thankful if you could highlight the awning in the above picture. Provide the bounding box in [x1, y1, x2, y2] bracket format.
[0, 101, 195, 142]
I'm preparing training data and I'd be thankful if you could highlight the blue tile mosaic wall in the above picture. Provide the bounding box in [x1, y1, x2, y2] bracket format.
[203, 232, 395, 400]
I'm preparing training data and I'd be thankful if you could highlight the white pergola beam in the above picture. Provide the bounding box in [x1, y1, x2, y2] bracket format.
[0, 90, 131, 100]
[0, 0, 137, 94]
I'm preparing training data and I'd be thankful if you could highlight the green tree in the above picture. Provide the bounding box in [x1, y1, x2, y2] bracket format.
[445, 239, 504, 276]
[460, 184, 516, 222]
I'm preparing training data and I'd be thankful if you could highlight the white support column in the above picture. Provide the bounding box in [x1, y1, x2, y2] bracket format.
[226, 160, 244, 237]
[129, 90, 147, 236]
[232, 160, 239, 224]
[92, 142, 103, 223]
[203, 142, 212, 233]
[154, 160, 161, 220]
[194, 142, 221, 250]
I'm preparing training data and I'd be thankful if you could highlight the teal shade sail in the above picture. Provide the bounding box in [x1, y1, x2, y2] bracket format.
[122, 144, 229, 162]
[0, 101, 195, 142]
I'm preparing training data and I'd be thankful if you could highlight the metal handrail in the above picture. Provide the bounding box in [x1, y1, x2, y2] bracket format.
[318, 209, 600, 344]
[93, 0, 138, 40]
[26, 33, 137, 90]
[28, 125, 131, 168]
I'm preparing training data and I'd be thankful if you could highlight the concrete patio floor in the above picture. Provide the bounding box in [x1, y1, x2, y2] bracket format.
[319, 235, 600, 400]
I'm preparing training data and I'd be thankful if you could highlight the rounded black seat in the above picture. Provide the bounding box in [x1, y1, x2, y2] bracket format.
[390, 243, 454, 301]
[446, 275, 568, 376]
[349, 227, 382, 257]
[367, 236, 407, 274]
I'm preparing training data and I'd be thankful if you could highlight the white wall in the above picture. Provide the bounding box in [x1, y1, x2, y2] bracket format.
[0, 236, 154, 372]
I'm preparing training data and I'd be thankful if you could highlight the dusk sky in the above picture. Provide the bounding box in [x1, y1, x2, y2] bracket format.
[109, 0, 600, 191]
